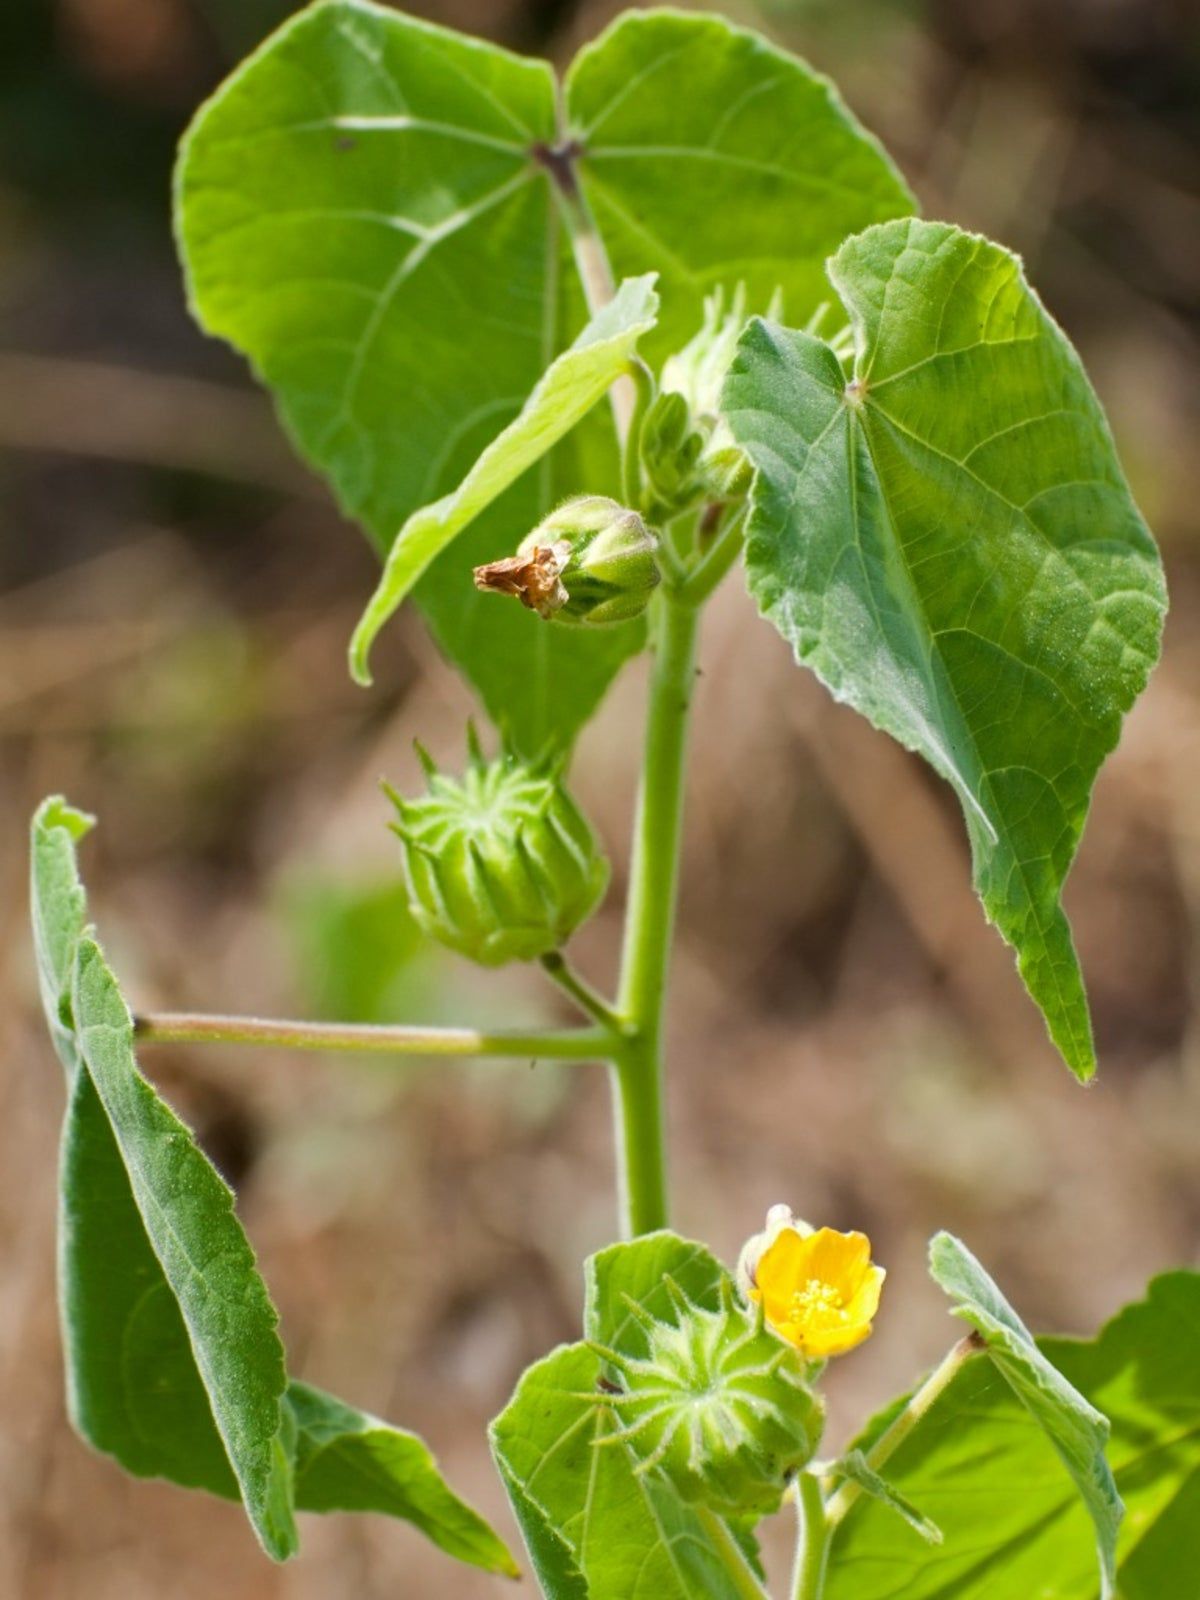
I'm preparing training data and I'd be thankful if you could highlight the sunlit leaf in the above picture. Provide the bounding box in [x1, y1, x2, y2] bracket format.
[724, 218, 1166, 1078]
[825, 1267, 1200, 1598]
[176, 1, 913, 751]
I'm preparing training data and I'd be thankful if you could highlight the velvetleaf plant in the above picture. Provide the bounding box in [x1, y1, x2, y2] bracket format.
[27, 3, 1195, 1595]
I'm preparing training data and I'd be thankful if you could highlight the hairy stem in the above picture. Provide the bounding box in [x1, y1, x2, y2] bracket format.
[133, 1012, 612, 1060]
[694, 1507, 772, 1600]
[792, 1471, 832, 1600]
[824, 1332, 986, 1528]
[613, 591, 700, 1235]
[537, 138, 634, 443]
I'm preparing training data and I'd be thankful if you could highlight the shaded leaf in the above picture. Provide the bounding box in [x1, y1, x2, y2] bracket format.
[724, 218, 1166, 1078]
[288, 1380, 518, 1575]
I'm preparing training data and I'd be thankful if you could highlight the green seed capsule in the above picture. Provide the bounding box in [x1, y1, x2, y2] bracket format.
[473, 496, 659, 627]
[386, 731, 609, 966]
[596, 1279, 824, 1518]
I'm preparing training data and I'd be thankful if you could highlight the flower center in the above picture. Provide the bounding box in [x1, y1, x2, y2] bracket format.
[788, 1278, 846, 1324]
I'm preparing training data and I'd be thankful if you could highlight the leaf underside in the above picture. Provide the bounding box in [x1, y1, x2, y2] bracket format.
[31, 798, 515, 1575]
[826, 1267, 1200, 1600]
[929, 1232, 1121, 1595]
[175, 0, 914, 752]
[723, 218, 1166, 1078]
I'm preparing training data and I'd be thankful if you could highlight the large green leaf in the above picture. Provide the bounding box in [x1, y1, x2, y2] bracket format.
[825, 1271, 1200, 1600]
[563, 8, 915, 364]
[349, 271, 659, 684]
[723, 218, 1166, 1078]
[30, 799, 514, 1575]
[930, 1232, 1121, 1594]
[176, 1, 913, 751]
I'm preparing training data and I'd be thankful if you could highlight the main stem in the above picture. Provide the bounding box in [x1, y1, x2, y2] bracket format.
[544, 139, 701, 1239]
[613, 591, 700, 1235]
[792, 1473, 832, 1600]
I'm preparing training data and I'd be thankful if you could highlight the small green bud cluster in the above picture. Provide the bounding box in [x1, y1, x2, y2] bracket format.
[386, 730, 609, 966]
[473, 496, 659, 627]
[595, 1278, 824, 1517]
[641, 285, 757, 523]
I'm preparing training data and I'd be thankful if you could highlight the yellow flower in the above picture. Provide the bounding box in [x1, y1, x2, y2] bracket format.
[749, 1225, 885, 1359]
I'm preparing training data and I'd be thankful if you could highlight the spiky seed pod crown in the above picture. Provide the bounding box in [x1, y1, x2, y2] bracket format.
[594, 1278, 824, 1518]
[473, 496, 660, 627]
[386, 729, 609, 967]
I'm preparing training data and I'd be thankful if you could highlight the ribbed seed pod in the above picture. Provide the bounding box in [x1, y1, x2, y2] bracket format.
[593, 1278, 824, 1517]
[386, 729, 609, 967]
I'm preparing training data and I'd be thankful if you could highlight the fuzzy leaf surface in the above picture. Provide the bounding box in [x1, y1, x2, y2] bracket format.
[31, 798, 514, 1574]
[71, 937, 298, 1556]
[825, 1271, 1200, 1598]
[930, 1232, 1121, 1592]
[349, 272, 658, 683]
[723, 218, 1166, 1077]
[176, 1, 912, 750]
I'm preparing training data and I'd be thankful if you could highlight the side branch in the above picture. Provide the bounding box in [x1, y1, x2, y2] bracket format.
[133, 1012, 613, 1061]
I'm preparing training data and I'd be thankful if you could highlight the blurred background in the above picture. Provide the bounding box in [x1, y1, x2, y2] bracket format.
[2, 0, 1198, 1593]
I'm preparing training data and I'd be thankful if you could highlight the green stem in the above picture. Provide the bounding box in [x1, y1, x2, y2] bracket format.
[132, 1011, 612, 1061]
[613, 591, 701, 1235]
[694, 1508, 772, 1600]
[682, 502, 748, 605]
[792, 1471, 832, 1600]
[622, 356, 656, 507]
[824, 1332, 984, 1529]
[543, 148, 634, 445]
[539, 951, 627, 1034]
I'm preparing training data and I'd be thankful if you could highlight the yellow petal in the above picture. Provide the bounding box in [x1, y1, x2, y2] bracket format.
[844, 1264, 886, 1324]
[803, 1228, 872, 1297]
[799, 1316, 875, 1359]
[753, 1226, 809, 1321]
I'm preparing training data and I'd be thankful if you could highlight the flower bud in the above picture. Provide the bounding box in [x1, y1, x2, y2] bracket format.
[640, 286, 762, 520]
[473, 497, 659, 627]
[386, 730, 609, 966]
[597, 1279, 823, 1517]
